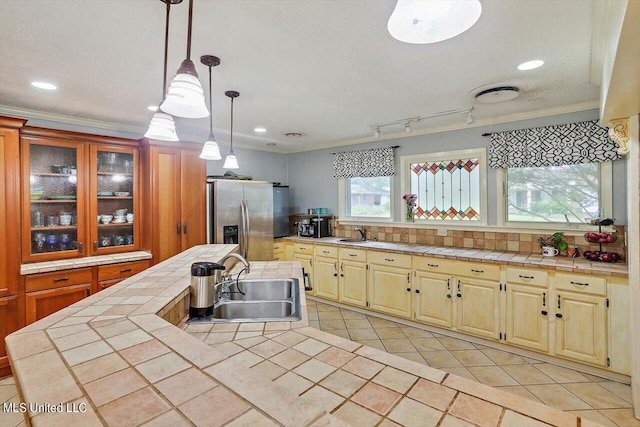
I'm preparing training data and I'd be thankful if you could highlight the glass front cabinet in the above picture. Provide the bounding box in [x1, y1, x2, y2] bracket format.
[21, 133, 140, 262]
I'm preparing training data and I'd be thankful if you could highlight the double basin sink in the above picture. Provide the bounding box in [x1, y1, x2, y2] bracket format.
[189, 278, 302, 323]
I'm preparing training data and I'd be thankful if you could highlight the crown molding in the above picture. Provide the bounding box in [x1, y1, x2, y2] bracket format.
[0, 105, 143, 135]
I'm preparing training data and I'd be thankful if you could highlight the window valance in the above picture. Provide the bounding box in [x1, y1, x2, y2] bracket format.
[333, 147, 396, 179]
[488, 120, 620, 168]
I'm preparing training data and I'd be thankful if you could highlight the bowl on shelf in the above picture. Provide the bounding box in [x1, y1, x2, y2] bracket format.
[99, 215, 113, 224]
[97, 191, 113, 197]
[113, 191, 130, 197]
[30, 187, 45, 200]
[112, 215, 126, 223]
[50, 165, 65, 173]
[583, 231, 616, 244]
[113, 209, 127, 216]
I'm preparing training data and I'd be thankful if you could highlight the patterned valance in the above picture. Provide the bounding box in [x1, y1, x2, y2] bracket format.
[488, 120, 620, 168]
[333, 147, 395, 179]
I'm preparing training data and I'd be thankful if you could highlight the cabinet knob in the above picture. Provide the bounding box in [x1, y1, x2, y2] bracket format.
[556, 313, 563, 318]
[541, 310, 548, 316]
[333, 273, 338, 277]
[446, 294, 452, 299]
[406, 288, 411, 292]
[415, 289, 420, 294]
[456, 293, 462, 298]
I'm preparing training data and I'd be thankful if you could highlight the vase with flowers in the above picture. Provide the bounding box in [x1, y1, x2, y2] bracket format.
[402, 193, 417, 222]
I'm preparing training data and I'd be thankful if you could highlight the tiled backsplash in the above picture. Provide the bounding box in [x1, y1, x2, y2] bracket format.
[289, 215, 627, 260]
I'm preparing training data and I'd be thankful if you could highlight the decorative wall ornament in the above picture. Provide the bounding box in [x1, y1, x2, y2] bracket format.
[608, 117, 630, 156]
[488, 120, 620, 168]
[333, 147, 395, 179]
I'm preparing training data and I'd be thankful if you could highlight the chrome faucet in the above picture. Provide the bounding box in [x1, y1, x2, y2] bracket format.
[354, 226, 366, 241]
[215, 252, 251, 284]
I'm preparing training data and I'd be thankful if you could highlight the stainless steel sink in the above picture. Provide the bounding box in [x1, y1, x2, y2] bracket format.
[225, 278, 294, 300]
[338, 238, 368, 243]
[188, 278, 301, 323]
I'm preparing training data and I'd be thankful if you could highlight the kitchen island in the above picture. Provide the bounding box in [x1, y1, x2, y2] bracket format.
[5, 244, 598, 426]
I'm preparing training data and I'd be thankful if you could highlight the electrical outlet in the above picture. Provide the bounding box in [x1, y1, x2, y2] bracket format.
[437, 229, 448, 236]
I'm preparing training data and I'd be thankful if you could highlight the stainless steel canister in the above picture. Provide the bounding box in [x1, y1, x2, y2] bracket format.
[189, 262, 225, 318]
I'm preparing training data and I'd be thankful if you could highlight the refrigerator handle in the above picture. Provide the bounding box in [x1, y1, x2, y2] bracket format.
[244, 200, 251, 258]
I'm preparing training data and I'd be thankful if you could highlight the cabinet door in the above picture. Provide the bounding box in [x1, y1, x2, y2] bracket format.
[314, 256, 339, 300]
[555, 292, 607, 366]
[22, 137, 87, 261]
[367, 264, 412, 318]
[455, 278, 500, 340]
[293, 253, 314, 295]
[505, 285, 549, 352]
[25, 283, 91, 324]
[180, 149, 206, 251]
[151, 147, 182, 263]
[0, 295, 19, 377]
[339, 260, 367, 308]
[414, 271, 453, 328]
[90, 144, 140, 254]
[0, 125, 21, 297]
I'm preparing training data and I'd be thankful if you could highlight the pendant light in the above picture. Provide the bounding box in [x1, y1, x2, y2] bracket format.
[160, 0, 209, 118]
[199, 55, 222, 160]
[144, 0, 182, 141]
[223, 90, 240, 169]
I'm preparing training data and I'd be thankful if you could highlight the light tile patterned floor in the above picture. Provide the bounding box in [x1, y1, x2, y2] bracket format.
[307, 299, 640, 427]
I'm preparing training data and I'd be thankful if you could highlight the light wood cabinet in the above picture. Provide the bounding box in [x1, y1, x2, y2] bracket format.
[142, 141, 206, 264]
[505, 284, 549, 352]
[608, 278, 631, 375]
[504, 267, 549, 352]
[292, 242, 314, 294]
[413, 270, 453, 328]
[455, 277, 501, 340]
[273, 241, 287, 260]
[338, 248, 368, 308]
[368, 252, 412, 318]
[314, 246, 339, 301]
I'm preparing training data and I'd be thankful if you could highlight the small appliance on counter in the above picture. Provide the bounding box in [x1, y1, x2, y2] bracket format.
[295, 216, 331, 238]
[189, 261, 225, 318]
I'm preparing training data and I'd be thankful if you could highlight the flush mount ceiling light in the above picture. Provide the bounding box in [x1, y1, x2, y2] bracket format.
[199, 55, 222, 160]
[144, 0, 181, 142]
[160, 0, 209, 118]
[31, 81, 57, 90]
[474, 86, 520, 103]
[223, 90, 240, 169]
[387, 0, 482, 44]
[517, 59, 544, 71]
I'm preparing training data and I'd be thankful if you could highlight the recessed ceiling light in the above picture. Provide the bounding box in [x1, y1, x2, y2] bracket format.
[517, 60, 544, 71]
[254, 127, 267, 133]
[147, 105, 159, 112]
[31, 81, 57, 90]
[388, 0, 482, 44]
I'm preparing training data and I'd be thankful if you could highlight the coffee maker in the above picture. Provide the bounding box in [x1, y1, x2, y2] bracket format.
[296, 217, 331, 238]
[296, 218, 314, 237]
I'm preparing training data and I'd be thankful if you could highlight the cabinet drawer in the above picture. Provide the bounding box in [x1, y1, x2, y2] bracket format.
[26, 268, 93, 293]
[292, 242, 314, 254]
[273, 242, 285, 254]
[413, 256, 452, 273]
[315, 245, 338, 258]
[554, 273, 606, 296]
[455, 261, 501, 281]
[368, 251, 411, 269]
[98, 260, 149, 281]
[506, 267, 548, 287]
[339, 248, 367, 262]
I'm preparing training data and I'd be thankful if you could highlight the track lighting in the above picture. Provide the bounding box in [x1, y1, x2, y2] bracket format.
[466, 109, 475, 124]
[370, 107, 474, 136]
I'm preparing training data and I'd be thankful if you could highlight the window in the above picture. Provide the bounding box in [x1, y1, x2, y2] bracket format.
[342, 176, 392, 220]
[401, 148, 487, 223]
[503, 162, 612, 224]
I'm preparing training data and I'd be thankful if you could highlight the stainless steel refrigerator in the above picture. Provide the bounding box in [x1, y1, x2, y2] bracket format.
[206, 179, 273, 260]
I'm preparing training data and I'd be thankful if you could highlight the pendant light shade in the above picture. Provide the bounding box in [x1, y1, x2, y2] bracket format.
[145, 0, 182, 141]
[145, 112, 179, 141]
[160, 0, 209, 119]
[223, 90, 240, 169]
[199, 55, 222, 160]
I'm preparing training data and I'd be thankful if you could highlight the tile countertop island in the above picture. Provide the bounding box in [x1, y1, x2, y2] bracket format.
[283, 236, 629, 277]
[5, 244, 605, 426]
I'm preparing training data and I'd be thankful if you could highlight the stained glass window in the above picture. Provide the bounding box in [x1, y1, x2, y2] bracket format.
[409, 156, 481, 221]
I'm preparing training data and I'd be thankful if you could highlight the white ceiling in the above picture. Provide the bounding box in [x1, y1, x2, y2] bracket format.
[0, 0, 602, 153]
